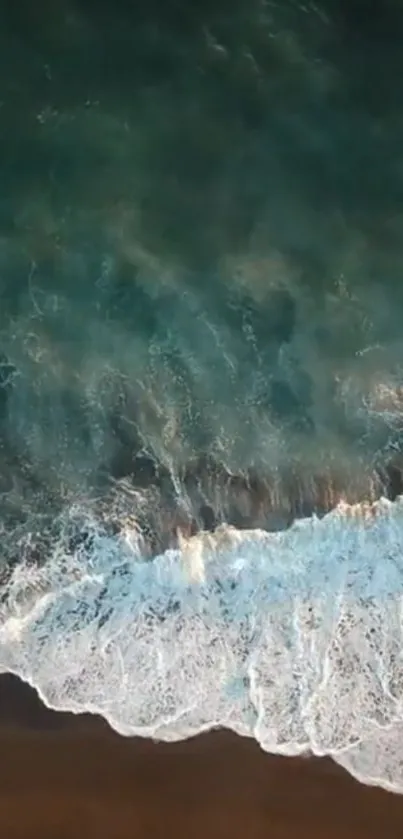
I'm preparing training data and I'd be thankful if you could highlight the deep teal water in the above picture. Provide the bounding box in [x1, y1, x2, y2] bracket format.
[0, 0, 403, 544]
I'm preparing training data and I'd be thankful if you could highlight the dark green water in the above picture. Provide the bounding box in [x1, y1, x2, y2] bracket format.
[0, 0, 403, 552]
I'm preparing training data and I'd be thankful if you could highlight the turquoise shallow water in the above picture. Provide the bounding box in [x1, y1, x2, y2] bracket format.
[1, 0, 403, 794]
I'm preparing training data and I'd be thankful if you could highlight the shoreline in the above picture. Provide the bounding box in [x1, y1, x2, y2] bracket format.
[1, 674, 403, 838]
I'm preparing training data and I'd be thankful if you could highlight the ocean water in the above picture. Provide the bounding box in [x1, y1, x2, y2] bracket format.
[2, 498, 403, 794]
[1, 0, 403, 794]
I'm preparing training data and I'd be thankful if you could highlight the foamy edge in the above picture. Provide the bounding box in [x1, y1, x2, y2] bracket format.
[1, 496, 403, 793]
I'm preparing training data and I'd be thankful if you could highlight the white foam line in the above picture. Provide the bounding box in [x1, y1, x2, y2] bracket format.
[1, 496, 403, 792]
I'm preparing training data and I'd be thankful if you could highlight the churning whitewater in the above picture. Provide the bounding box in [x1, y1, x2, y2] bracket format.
[1, 496, 403, 793]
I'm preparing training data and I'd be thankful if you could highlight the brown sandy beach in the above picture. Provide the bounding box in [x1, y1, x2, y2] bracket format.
[0, 674, 402, 839]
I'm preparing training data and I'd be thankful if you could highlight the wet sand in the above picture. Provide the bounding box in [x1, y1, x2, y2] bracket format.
[0, 674, 402, 838]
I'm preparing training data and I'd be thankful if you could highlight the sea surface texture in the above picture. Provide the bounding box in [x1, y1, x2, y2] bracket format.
[1, 0, 403, 794]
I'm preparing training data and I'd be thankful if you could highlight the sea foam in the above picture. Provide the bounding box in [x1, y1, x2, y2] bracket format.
[1, 497, 403, 792]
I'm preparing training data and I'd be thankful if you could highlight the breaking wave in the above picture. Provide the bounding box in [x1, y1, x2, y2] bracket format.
[1, 495, 403, 794]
